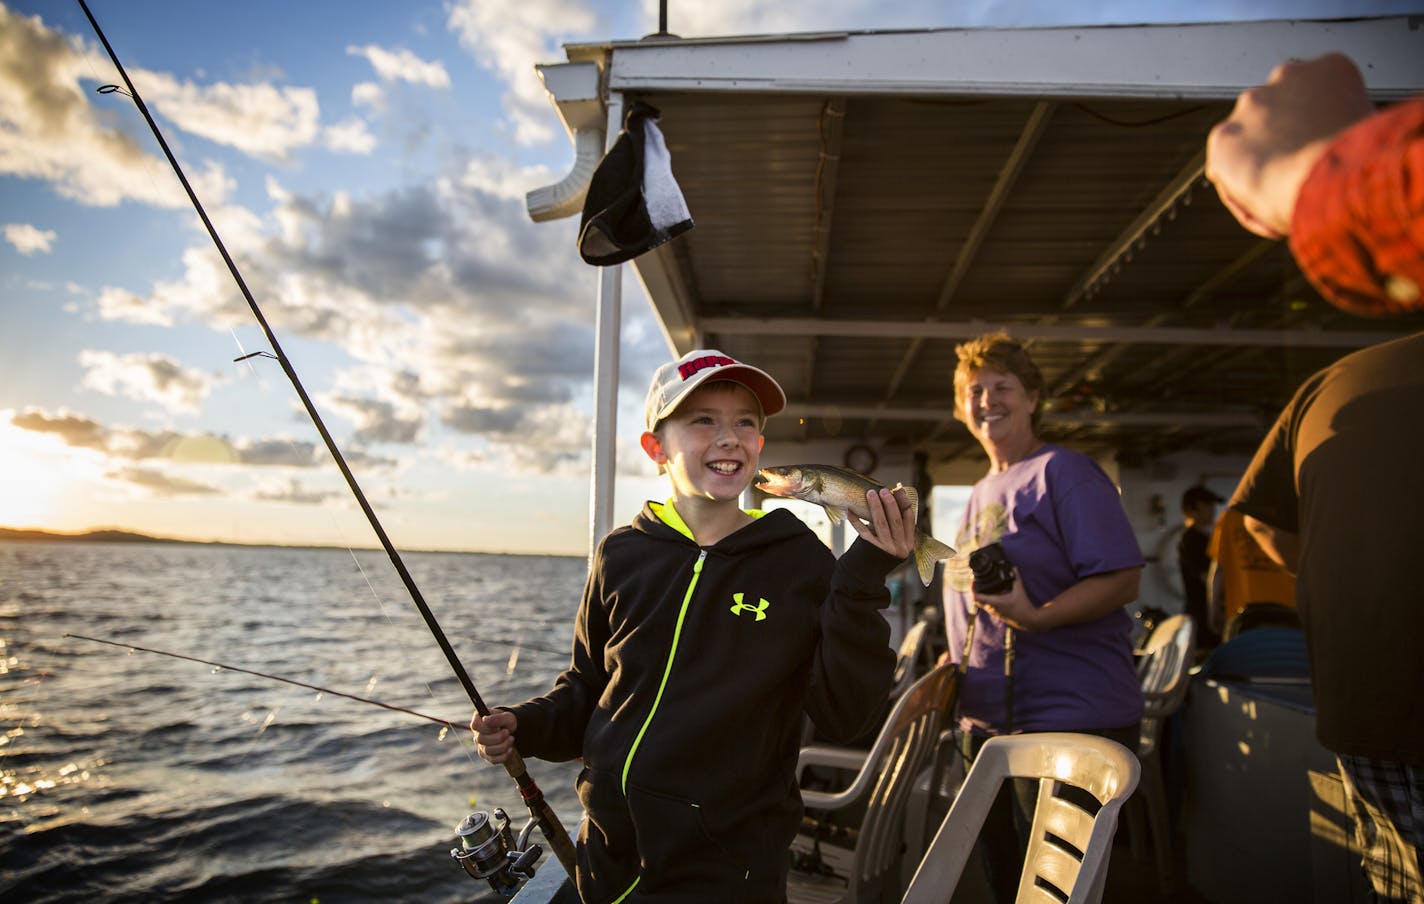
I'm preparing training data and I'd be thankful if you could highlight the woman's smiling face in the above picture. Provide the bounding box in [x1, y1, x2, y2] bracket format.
[960, 367, 1039, 450]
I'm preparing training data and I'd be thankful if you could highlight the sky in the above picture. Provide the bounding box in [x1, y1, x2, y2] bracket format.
[1, 0, 1417, 556]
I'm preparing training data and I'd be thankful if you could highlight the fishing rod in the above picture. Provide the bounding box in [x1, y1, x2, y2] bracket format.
[75, 1, 577, 887]
[66, 633, 463, 730]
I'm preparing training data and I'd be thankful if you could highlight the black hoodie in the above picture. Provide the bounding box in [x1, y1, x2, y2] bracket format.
[505, 502, 898, 902]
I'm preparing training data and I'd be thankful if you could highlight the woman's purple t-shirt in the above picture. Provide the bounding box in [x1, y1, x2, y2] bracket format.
[943, 443, 1144, 735]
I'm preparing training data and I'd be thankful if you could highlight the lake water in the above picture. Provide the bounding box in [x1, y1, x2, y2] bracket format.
[0, 540, 589, 902]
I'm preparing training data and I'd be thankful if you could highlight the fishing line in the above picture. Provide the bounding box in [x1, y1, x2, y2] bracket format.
[227, 327, 484, 758]
[225, 242, 564, 666]
[66, 634, 465, 730]
[225, 331, 460, 746]
[251, 332, 578, 672]
[77, 0, 577, 876]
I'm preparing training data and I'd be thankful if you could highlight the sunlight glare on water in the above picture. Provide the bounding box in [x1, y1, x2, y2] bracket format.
[0, 540, 587, 902]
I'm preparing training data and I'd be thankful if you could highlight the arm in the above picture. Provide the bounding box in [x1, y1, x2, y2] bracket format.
[977, 566, 1141, 633]
[1207, 560, 1226, 634]
[1207, 53, 1424, 315]
[804, 485, 915, 741]
[805, 536, 901, 743]
[487, 554, 612, 763]
[1205, 53, 1374, 240]
[1243, 515, 1300, 574]
[1232, 392, 1306, 577]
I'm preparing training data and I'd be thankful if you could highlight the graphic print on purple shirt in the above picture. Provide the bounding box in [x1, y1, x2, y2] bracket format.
[943, 444, 1144, 735]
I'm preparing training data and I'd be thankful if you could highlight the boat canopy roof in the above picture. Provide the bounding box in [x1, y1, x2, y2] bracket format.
[536, 16, 1424, 483]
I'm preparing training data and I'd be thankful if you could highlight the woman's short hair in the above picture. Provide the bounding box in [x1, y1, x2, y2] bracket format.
[952, 331, 1045, 430]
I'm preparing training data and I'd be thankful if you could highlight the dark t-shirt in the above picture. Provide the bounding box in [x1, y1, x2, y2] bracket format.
[1176, 526, 1211, 630]
[1232, 332, 1424, 763]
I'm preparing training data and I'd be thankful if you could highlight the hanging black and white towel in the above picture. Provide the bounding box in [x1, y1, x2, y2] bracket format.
[578, 101, 693, 266]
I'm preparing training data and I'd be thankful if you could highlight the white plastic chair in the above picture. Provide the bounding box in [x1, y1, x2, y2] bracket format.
[901, 733, 1140, 904]
[799, 619, 933, 750]
[788, 663, 960, 904]
[1129, 613, 1195, 890]
[889, 620, 930, 700]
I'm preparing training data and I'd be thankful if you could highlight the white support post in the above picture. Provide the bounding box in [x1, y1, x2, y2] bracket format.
[588, 94, 625, 561]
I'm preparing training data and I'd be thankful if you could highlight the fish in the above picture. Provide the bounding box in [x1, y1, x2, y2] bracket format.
[754, 464, 955, 587]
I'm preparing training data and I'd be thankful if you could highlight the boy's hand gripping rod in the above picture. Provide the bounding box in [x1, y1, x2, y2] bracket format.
[76, 0, 577, 880]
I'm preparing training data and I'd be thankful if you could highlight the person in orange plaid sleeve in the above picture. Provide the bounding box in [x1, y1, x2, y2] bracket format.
[1208, 53, 1423, 903]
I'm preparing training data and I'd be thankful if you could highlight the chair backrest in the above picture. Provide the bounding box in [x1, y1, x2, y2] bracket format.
[1223, 602, 1301, 640]
[901, 733, 1141, 904]
[853, 663, 960, 895]
[889, 621, 930, 699]
[799, 663, 960, 901]
[1136, 614, 1195, 756]
[1196, 625, 1309, 682]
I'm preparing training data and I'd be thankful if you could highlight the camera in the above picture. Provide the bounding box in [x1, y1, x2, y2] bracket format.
[968, 542, 1015, 596]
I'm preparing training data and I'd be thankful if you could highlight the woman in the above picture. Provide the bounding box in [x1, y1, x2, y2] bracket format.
[943, 331, 1143, 901]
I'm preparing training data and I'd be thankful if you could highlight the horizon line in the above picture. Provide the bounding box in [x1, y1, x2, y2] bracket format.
[0, 524, 583, 559]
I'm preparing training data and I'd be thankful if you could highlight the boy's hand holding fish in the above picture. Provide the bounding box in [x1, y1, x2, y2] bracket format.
[848, 483, 918, 560]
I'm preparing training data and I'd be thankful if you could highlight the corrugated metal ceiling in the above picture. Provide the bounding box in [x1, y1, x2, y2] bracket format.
[568, 21, 1424, 477]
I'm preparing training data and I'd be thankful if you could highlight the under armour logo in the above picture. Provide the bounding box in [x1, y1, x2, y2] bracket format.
[729, 592, 770, 621]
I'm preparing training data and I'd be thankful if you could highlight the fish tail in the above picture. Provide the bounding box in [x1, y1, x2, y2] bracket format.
[912, 534, 956, 587]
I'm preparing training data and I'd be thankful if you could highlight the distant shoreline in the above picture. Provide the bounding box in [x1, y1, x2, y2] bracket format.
[0, 526, 576, 559]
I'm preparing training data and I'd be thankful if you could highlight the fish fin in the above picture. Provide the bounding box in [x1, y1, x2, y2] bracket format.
[823, 505, 846, 525]
[912, 533, 957, 587]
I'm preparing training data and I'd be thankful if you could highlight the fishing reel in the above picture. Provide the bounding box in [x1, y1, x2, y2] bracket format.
[450, 807, 543, 895]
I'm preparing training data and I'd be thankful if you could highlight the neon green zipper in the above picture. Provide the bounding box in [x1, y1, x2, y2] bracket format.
[621, 548, 706, 792]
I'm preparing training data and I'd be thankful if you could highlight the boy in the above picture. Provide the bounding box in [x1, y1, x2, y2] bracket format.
[473, 348, 915, 901]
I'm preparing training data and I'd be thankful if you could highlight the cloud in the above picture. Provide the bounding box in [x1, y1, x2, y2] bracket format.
[230, 437, 322, 468]
[94, 286, 171, 326]
[106, 465, 221, 497]
[445, 0, 598, 145]
[324, 117, 376, 154]
[10, 408, 109, 449]
[8, 407, 335, 468]
[0, 3, 369, 217]
[253, 477, 346, 506]
[324, 394, 423, 444]
[233, 436, 397, 471]
[132, 69, 321, 161]
[347, 45, 451, 88]
[78, 350, 221, 414]
[3, 222, 57, 255]
[351, 81, 385, 110]
[90, 157, 602, 473]
[458, 153, 553, 203]
[442, 400, 589, 474]
[0, 5, 198, 208]
[12, 4, 631, 483]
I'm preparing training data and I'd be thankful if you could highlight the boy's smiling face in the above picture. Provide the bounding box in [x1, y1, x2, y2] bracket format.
[641, 382, 764, 505]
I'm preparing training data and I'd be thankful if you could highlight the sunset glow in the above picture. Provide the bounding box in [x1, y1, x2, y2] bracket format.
[0, 420, 71, 528]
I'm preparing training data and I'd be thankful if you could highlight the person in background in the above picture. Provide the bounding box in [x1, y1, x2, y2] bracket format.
[471, 348, 916, 903]
[1207, 53, 1424, 902]
[942, 331, 1144, 903]
[1206, 506, 1297, 640]
[1176, 485, 1222, 648]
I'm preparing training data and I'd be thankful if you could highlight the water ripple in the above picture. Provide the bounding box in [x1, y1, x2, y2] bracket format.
[0, 541, 586, 903]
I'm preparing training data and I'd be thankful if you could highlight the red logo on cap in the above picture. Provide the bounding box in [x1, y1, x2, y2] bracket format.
[678, 355, 737, 381]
